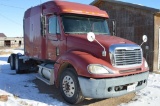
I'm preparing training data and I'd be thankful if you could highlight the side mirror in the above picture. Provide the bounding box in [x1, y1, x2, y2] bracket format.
[143, 35, 147, 42]
[107, 19, 116, 36]
[112, 20, 116, 36]
[140, 35, 148, 46]
[145, 46, 149, 50]
[87, 32, 95, 42]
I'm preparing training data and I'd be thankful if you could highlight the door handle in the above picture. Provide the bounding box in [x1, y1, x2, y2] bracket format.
[56, 47, 60, 56]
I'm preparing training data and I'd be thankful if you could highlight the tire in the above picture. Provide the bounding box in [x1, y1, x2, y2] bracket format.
[10, 54, 15, 70]
[15, 54, 23, 74]
[59, 68, 84, 104]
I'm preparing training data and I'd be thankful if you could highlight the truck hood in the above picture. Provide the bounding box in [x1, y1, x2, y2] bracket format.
[66, 34, 136, 60]
[93, 35, 135, 47]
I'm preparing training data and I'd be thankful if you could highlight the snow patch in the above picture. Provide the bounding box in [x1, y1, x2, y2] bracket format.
[0, 51, 66, 106]
[120, 73, 160, 106]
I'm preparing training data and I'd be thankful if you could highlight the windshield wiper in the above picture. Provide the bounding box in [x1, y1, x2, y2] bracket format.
[65, 32, 87, 34]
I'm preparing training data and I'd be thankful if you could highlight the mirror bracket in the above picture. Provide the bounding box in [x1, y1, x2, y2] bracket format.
[87, 32, 106, 57]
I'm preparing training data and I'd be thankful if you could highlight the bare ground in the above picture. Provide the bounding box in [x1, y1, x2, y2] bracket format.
[33, 79, 135, 106]
[0, 51, 12, 55]
[0, 47, 15, 55]
[0, 95, 8, 102]
[0, 47, 23, 55]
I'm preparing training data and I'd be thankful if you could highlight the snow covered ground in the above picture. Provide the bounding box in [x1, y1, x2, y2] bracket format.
[0, 49, 160, 106]
[0, 49, 66, 106]
[120, 73, 160, 106]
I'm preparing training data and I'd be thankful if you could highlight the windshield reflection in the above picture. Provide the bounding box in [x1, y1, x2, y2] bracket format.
[62, 15, 110, 35]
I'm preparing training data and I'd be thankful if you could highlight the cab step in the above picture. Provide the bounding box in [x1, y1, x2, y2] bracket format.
[36, 74, 53, 85]
[36, 63, 55, 85]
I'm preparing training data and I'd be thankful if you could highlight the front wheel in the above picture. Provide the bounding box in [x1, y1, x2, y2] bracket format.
[59, 68, 84, 104]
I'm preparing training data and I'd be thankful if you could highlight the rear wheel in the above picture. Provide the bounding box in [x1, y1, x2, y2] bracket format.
[60, 68, 84, 104]
[10, 54, 15, 70]
[15, 54, 23, 74]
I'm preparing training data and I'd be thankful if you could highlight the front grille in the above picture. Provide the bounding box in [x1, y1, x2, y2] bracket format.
[114, 48, 142, 67]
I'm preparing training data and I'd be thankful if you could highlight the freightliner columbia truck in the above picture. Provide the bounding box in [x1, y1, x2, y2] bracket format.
[8, 0, 149, 104]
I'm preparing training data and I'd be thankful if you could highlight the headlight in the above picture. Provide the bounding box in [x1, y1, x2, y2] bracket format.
[87, 64, 113, 74]
[144, 60, 148, 68]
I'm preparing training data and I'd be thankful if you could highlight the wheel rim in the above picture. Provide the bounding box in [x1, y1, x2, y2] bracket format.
[62, 75, 75, 97]
[15, 58, 18, 70]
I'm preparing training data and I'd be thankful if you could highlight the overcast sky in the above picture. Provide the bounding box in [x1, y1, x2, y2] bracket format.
[0, 0, 159, 37]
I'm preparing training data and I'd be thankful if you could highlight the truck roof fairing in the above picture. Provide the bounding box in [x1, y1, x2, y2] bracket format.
[53, 1, 109, 18]
[24, 1, 109, 19]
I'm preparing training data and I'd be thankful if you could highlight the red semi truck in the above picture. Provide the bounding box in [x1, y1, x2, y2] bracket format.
[8, 0, 149, 104]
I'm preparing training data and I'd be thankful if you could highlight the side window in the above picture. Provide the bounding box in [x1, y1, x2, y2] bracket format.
[48, 16, 60, 34]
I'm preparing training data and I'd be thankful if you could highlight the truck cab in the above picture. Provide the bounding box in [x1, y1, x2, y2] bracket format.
[9, 1, 149, 104]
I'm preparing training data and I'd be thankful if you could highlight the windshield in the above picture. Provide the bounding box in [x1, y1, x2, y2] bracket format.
[62, 15, 110, 35]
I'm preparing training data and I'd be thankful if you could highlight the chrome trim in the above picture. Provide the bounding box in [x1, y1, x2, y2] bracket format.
[109, 44, 143, 68]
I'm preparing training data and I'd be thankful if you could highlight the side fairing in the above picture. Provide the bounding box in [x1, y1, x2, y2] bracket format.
[24, 6, 43, 59]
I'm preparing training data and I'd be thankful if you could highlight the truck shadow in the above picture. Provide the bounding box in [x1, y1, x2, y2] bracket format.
[33, 79, 136, 106]
[32, 79, 104, 105]
[32, 79, 64, 102]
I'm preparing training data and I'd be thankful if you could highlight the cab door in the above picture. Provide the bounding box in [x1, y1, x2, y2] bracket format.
[46, 15, 60, 61]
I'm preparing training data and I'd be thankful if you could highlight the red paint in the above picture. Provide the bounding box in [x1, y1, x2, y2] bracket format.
[23, 1, 148, 84]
